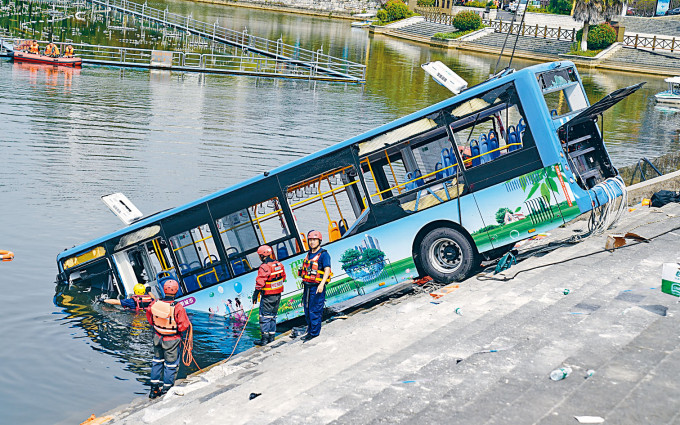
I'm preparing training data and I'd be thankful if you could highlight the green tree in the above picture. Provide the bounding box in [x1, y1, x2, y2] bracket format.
[340, 249, 362, 269]
[495, 207, 511, 225]
[573, 0, 622, 50]
[361, 248, 385, 263]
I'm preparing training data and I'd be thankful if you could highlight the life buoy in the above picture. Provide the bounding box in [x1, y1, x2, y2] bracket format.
[0, 250, 14, 262]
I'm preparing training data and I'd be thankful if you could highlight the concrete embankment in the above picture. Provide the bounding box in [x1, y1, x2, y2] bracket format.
[186, 0, 379, 20]
[100, 191, 680, 424]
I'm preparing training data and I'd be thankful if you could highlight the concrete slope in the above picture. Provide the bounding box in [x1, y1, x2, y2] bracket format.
[105, 203, 680, 425]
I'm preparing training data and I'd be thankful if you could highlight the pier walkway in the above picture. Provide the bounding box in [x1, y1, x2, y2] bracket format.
[100, 198, 680, 424]
[84, 0, 366, 82]
[0, 38, 358, 81]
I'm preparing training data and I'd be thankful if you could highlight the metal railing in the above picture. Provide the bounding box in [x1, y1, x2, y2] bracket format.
[628, 157, 662, 185]
[85, 0, 366, 81]
[417, 10, 576, 41]
[2, 38, 364, 81]
[623, 34, 679, 52]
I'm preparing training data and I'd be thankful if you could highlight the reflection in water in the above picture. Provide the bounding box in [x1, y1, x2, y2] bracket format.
[2, 3, 680, 424]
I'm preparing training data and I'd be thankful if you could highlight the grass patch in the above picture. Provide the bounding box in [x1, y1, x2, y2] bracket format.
[433, 28, 482, 40]
[567, 45, 604, 57]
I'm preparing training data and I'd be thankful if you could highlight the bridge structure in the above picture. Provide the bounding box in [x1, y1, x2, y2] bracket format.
[84, 0, 366, 82]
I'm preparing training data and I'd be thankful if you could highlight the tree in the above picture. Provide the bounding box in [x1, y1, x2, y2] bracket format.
[573, 0, 623, 50]
[495, 207, 511, 225]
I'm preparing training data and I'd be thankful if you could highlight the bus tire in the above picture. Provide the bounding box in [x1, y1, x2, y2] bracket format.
[419, 227, 477, 283]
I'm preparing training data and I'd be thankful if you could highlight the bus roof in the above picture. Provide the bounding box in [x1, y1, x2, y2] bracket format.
[57, 61, 574, 262]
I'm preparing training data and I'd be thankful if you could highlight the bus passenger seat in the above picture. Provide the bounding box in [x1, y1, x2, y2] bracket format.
[434, 162, 444, 180]
[299, 233, 309, 251]
[470, 140, 480, 167]
[276, 242, 289, 261]
[479, 134, 489, 164]
[339, 218, 349, 236]
[488, 130, 500, 159]
[329, 222, 341, 242]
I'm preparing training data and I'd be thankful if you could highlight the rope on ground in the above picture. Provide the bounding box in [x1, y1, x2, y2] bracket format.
[477, 213, 680, 283]
[181, 323, 202, 372]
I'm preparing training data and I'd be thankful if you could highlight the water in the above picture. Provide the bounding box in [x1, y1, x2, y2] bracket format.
[1, 3, 680, 424]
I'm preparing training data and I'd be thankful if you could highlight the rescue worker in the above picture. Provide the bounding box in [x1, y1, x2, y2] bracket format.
[30, 40, 39, 54]
[63, 44, 74, 58]
[44, 43, 53, 57]
[51, 44, 60, 57]
[145, 279, 191, 399]
[298, 230, 332, 341]
[252, 245, 286, 346]
[102, 283, 154, 311]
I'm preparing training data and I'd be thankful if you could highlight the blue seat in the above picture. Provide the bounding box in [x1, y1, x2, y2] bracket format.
[276, 242, 289, 260]
[488, 130, 500, 159]
[339, 218, 348, 236]
[517, 118, 526, 144]
[405, 169, 424, 191]
[434, 162, 444, 180]
[479, 134, 489, 164]
[470, 140, 480, 167]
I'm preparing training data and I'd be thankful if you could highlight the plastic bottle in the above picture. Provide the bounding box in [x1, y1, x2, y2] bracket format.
[550, 366, 572, 381]
[455, 308, 462, 315]
[585, 369, 595, 378]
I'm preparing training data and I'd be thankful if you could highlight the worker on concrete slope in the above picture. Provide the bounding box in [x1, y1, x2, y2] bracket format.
[252, 244, 286, 346]
[298, 230, 332, 341]
[63, 44, 74, 58]
[102, 283, 154, 312]
[145, 279, 191, 399]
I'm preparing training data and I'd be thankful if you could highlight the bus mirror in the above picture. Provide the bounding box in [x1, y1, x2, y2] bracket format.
[101, 193, 144, 225]
[421, 61, 468, 95]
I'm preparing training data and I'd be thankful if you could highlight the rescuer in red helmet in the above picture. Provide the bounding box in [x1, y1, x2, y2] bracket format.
[252, 244, 286, 346]
[297, 230, 332, 341]
[145, 279, 191, 399]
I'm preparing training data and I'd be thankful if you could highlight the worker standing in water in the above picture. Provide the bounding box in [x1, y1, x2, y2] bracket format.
[298, 230, 332, 341]
[146, 279, 191, 399]
[102, 283, 154, 312]
[252, 245, 286, 346]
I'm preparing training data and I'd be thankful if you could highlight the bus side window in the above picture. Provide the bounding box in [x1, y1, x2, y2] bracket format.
[360, 129, 466, 214]
[168, 224, 229, 294]
[445, 82, 543, 191]
[215, 198, 299, 276]
[285, 166, 368, 243]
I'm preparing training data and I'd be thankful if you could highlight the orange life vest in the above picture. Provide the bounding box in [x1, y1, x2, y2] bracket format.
[298, 250, 332, 284]
[45, 44, 53, 56]
[131, 294, 154, 312]
[150, 300, 178, 335]
[64, 46, 73, 57]
[262, 260, 285, 295]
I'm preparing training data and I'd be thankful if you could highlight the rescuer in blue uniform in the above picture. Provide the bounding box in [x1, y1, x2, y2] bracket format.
[298, 230, 332, 341]
[103, 283, 154, 312]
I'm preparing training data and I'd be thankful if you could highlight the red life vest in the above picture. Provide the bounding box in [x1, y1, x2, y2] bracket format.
[298, 250, 332, 284]
[150, 300, 178, 336]
[262, 260, 285, 295]
[131, 294, 154, 312]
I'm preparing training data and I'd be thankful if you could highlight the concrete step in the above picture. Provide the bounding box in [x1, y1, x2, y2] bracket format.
[606, 47, 680, 70]
[466, 32, 573, 55]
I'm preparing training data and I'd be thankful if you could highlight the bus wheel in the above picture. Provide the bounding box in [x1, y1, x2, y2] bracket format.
[419, 227, 476, 283]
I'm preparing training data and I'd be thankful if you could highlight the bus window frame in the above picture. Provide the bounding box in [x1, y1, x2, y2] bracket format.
[208, 175, 300, 271]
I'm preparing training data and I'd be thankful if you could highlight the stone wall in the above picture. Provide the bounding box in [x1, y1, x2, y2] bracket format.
[227, 0, 381, 14]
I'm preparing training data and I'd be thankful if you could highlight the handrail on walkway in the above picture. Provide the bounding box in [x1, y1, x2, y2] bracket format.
[84, 0, 366, 81]
[623, 34, 678, 53]
[629, 157, 663, 185]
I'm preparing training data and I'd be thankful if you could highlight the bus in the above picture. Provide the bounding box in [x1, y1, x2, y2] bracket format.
[56, 61, 641, 321]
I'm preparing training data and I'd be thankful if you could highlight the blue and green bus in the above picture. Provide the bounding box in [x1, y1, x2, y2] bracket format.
[56, 61, 641, 321]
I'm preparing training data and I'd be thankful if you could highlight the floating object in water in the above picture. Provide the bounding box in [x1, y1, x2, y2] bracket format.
[79, 414, 114, 424]
[655, 77, 680, 105]
[0, 250, 14, 262]
[10, 51, 82, 67]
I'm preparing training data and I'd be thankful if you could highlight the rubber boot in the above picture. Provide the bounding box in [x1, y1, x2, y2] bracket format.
[160, 384, 172, 396]
[149, 384, 162, 399]
[268, 334, 276, 344]
[253, 336, 269, 346]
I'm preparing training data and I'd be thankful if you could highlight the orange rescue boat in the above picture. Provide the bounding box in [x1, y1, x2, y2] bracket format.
[10, 50, 82, 67]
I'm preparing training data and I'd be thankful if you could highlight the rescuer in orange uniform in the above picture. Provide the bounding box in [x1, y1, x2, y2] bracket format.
[63, 45, 74, 58]
[252, 244, 286, 346]
[298, 230, 332, 341]
[145, 279, 191, 399]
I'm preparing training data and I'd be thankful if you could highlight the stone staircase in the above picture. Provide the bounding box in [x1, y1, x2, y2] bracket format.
[388, 21, 458, 42]
[605, 46, 680, 71]
[106, 204, 680, 425]
[464, 32, 574, 56]
[619, 16, 680, 38]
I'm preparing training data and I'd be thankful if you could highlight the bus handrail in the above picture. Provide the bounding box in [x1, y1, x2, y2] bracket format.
[367, 142, 522, 198]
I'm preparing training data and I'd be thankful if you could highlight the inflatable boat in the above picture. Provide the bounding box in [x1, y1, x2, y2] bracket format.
[10, 50, 82, 67]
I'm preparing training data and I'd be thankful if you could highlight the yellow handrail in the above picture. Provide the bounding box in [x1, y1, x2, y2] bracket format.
[384, 151, 402, 194]
[367, 143, 522, 198]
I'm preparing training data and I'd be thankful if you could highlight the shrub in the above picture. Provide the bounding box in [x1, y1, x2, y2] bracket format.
[453, 10, 482, 31]
[376, 8, 389, 22]
[464, 0, 487, 7]
[575, 23, 616, 50]
[384, 0, 413, 21]
[417, 0, 435, 6]
[546, 0, 572, 14]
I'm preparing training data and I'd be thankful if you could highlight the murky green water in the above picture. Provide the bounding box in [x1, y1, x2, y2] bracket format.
[1, 2, 679, 424]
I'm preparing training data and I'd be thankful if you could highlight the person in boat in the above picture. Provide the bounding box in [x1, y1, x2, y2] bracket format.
[63, 45, 74, 58]
[252, 244, 286, 346]
[102, 283, 154, 312]
[30, 40, 39, 55]
[145, 279, 191, 399]
[44, 43, 53, 57]
[297, 230, 332, 341]
[51, 44, 60, 58]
